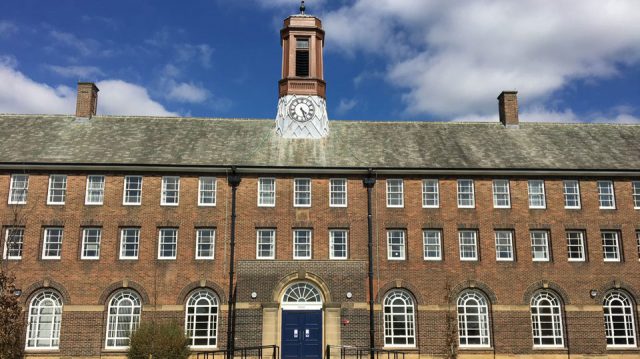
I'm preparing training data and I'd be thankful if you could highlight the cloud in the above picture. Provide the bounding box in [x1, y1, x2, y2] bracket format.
[166, 82, 209, 103]
[0, 60, 175, 116]
[452, 106, 640, 124]
[175, 43, 213, 68]
[96, 80, 177, 116]
[335, 98, 357, 116]
[45, 65, 104, 79]
[0, 20, 18, 37]
[49, 30, 100, 57]
[322, 0, 640, 118]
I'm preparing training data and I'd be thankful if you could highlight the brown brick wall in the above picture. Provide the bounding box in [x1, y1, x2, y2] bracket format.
[2, 172, 639, 356]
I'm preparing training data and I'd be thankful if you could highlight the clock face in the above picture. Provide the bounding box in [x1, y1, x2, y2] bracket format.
[288, 97, 316, 122]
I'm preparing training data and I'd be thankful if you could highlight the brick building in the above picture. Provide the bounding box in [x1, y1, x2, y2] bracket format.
[1, 6, 640, 359]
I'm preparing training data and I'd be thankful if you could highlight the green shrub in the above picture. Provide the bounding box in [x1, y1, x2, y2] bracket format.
[127, 321, 190, 359]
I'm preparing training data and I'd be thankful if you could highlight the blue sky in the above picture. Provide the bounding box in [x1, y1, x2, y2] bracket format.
[0, 0, 639, 123]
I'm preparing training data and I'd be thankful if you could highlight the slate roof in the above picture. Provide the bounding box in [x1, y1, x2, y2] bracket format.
[1, 114, 639, 171]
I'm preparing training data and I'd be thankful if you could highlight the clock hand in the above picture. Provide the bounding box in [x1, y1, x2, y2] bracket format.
[300, 108, 307, 117]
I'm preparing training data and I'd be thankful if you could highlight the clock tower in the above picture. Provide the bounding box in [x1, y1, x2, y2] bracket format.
[275, 1, 328, 139]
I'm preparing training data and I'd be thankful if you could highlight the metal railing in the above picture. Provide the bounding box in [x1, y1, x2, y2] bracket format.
[325, 345, 408, 359]
[195, 345, 279, 359]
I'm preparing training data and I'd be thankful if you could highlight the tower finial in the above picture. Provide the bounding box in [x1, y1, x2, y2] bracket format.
[300, 1, 305, 15]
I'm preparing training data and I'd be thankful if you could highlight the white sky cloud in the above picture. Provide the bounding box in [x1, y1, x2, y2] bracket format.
[335, 98, 357, 116]
[0, 20, 18, 37]
[45, 65, 104, 79]
[0, 61, 176, 116]
[322, 0, 640, 118]
[166, 81, 210, 103]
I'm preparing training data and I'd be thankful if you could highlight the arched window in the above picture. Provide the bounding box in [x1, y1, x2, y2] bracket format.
[383, 290, 416, 347]
[282, 282, 323, 309]
[105, 290, 142, 349]
[530, 290, 564, 347]
[26, 291, 63, 349]
[603, 291, 637, 347]
[457, 290, 490, 347]
[185, 289, 219, 348]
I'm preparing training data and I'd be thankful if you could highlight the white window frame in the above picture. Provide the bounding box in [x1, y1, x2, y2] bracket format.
[601, 231, 621, 262]
[603, 291, 637, 348]
[329, 178, 348, 207]
[105, 290, 141, 349]
[457, 290, 491, 348]
[293, 178, 312, 207]
[161, 176, 180, 206]
[528, 180, 546, 209]
[530, 290, 565, 348]
[457, 179, 475, 208]
[81, 228, 101, 260]
[47, 175, 67, 205]
[633, 181, 640, 209]
[198, 177, 217, 206]
[495, 230, 514, 261]
[597, 180, 616, 209]
[387, 230, 406, 260]
[459, 230, 478, 261]
[119, 228, 140, 260]
[256, 229, 276, 260]
[258, 178, 276, 207]
[158, 228, 178, 260]
[3, 227, 24, 260]
[26, 291, 63, 349]
[492, 180, 511, 208]
[637, 231, 640, 261]
[8, 174, 28, 204]
[185, 289, 219, 349]
[566, 231, 585, 262]
[85, 175, 105, 205]
[293, 229, 312, 260]
[530, 230, 550, 262]
[123, 176, 143, 205]
[42, 227, 63, 260]
[383, 290, 416, 347]
[386, 179, 404, 208]
[422, 179, 439, 208]
[329, 229, 348, 260]
[563, 180, 581, 209]
[423, 229, 442, 261]
[195, 228, 215, 260]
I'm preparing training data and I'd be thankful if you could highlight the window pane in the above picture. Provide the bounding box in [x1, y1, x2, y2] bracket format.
[423, 230, 442, 260]
[294, 179, 311, 206]
[258, 178, 275, 206]
[601, 231, 620, 261]
[330, 179, 347, 206]
[566, 231, 585, 261]
[82, 228, 101, 259]
[531, 231, 549, 261]
[603, 291, 637, 347]
[563, 181, 580, 208]
[43, 228, 63, 259]
[383, 290, 415, 346]
[633, 182, 640, 209]
[26, 291, 63, 349]
[293, 230, 311, 259]
[457, 180, 475, 207]
[495, 231, 513, 261]
[330, 230, 348, 259]
[387, 230, 406, 260]
[9, 174, 29, 204]
[458, 291, 490, 347]
[422, 179, 439, 207]
[257, 229, 275, 259]
[120, 229, 140, 259]
[196, 229, 215, 259]
[124, 176, 143, 204]
[531, 291, 564, 347]
[4, 228, 24, 259]
[161, 177, 180, 205]
[199, 177, 217, 206]
[48, 175, 67, 204]
[386, 179, 404, 207]
[86, 175, 105, 204]
[459, 231, 477, 260]
[158, 229, 178, 259]
[492, 180, 510, 208]
[186, 290, 219, 347]
[528, 180, 545, 208]
[597, 181, 615, 209]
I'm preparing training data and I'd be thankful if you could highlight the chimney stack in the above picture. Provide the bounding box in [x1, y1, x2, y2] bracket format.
[498, 90, 518, 128]
[75, 82, 99, 118]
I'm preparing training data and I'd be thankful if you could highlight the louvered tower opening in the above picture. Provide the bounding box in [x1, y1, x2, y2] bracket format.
[295, 38, 310, 77]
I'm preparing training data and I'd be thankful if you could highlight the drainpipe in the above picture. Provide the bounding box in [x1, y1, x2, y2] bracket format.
[362, 170, 376, 359]
[226, 167, 241, 359]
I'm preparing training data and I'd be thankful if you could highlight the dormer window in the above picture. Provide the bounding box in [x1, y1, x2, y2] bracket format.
[295, 38, 310, 77]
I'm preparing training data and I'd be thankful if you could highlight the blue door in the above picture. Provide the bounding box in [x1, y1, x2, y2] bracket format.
[282, 310, 322, 359]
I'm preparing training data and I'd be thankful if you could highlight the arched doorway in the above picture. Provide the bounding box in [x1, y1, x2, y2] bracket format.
[281, 282, 323, 359]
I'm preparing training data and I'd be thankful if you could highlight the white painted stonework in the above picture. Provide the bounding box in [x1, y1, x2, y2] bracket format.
[275, 95, 329, 139]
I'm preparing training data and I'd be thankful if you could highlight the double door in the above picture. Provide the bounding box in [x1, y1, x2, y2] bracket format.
[281, 310, 322, 359]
